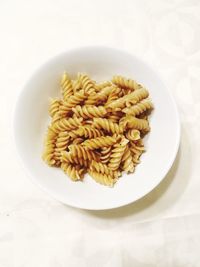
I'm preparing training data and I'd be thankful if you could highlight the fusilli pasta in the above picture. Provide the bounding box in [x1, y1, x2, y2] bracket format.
[42, 73, 153, 186]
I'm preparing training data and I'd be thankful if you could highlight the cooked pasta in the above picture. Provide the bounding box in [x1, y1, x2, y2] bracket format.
[69, 144, 99, 161]
[93, 118, 124, 134]
[42, 73, 153, 186]
[61, 163, 85, 181]
[82, 136, 116, 150]
[121, 145, 134, 173]
[49, 98, 61, 118]
[95, 81, 112, 91]
[107, 88, 149, 109]
[90, 160, 119, 178]
[125, 129, 140, 141]
[100, 146, 112, 164]
[108, 137, 129, 170]
[60, 72, 73, 100]
[112, 75, 141, 91]
[123, 99, 153, 116]
[122, 116, 150, 131]
[73, 125, 104, 139]
[72, 105, 107, 119]
[61, 151, 89, 167]
[78, 73, 96, 94]
[88, 170, 116, 187]
[58, 90, 88, 116]
[51, 117, 83, 133]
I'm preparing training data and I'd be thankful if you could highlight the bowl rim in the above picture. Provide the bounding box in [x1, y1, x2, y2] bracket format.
[12, 45, 181, 210]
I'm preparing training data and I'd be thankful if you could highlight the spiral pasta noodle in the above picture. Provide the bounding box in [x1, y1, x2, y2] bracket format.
[93, 118, 124, 134]
[72, 105, 107, 119]
[78, 73, 96, 94]
[49, 98, 61, 118]
[42, 73, 153, 186]
[83, 136, 116, 150]
[122, 116, 150, 131]
[108, 137, 129, 170]
[123, 99, 153, 116]
[61, 163, 85, 181]
[112, 75, 141, 91]
[60, 72, 73, 100]
[88, 170, 116, 187]
[69, 144, 99, 161]
[121, 145, 134, 173]
[51, 117, 83, 133]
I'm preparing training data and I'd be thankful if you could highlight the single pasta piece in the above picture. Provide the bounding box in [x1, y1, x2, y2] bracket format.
[42, 128, 59, 166]
[106, 88, 149, 109]
[61, 163, 85, 181]
[106, 111, 123, 123]
[129, 140, 145, 166]
[72, 105, 107, 119]
[105, 87, 121, 106]
[82, 136, 116, 150]
[78, 73, 96, 94]
[49, 98, 61, 118]
[88, 170, 116, 187]
[122, 116, 150, 131]
[93, 118, 123, 134]
[69, 145, 99, 161]
[72, 137, 84, 145]
[108, 137, 129, 170]
[51, 117, 83, 133]
[60, 72, 73, 100]
[71, 125, 104, 139]
[112, 75, 141, 91]
[58, 90, 88, 116]
[121, 145, 134, 173]
[61, 151, 89, 167]
[90, 160, 119, 178]
[125, 129, 140, 141]
[122, 99, 153, 116]
[54, 132, 71, 161]
[85, 86, 116, 105]
[100, 146, 112, 164]
[72, 79, 82, 92]
[95, 81, 112, 91]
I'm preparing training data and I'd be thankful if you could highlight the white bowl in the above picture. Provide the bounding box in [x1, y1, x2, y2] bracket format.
[14, 46, 180, 210]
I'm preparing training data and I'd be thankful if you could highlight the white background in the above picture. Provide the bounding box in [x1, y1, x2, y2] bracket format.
[0, 0, 200, 266]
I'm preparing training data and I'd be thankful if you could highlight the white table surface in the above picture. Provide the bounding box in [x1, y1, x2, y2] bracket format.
[1, 0, 200, 266]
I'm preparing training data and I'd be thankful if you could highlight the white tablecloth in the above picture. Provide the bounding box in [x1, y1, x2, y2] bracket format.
[0, 0, 200, 266]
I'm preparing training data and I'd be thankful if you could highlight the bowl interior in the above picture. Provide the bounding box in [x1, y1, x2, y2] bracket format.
[14, 47, 180, 210]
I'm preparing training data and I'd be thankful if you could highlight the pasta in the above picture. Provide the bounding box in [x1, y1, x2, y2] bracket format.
[42, 73, 153, 186]
[100, 146, 112, 164]
[72, 125, 104, 139]
[82, 136, 116, 150]
[49, 98, 61, 118]
[78, 73, 96, 94]
[60, 72, 73, 100]
[122, 99, 153, 116]
[90, 160, 119, 178]
[92, 118, 124, 134]
[51, 117, 83, 133]
[108, 137, 129, 170]
[125, 129, 140, 141]
[112, 75, 141, 91]
[72, 105, 107, 119]
[121, 145, 135, 173]
[61, 163, 85, 181]
[68, 144, 100, 161]
[121, 116, 150, 131]
[88, 170, 116, 186]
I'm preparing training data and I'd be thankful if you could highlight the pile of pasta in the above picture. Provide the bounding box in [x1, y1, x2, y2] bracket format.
[42, 73, 153, 186]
